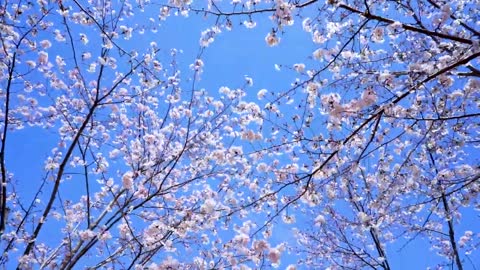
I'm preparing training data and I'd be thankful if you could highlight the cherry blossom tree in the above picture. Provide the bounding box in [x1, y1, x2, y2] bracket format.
[0, 0, 269, 268]
[1, 0, 479, 269]
[177, 0, 479, 269]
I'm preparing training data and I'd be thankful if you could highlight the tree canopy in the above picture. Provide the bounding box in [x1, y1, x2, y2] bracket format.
[0, 0, 479, 269]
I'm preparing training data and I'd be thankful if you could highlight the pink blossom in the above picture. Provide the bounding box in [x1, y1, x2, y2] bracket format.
[38, 51, 48, 65]
[122, 171, 134, 190]
[265, 32, 280, 46]
[267, 247, 281, 264]
[257, 89, 268, 100]
[39, 40, 52, 49]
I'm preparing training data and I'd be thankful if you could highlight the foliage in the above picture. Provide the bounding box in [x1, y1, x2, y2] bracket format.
[0, 0, 479, 269]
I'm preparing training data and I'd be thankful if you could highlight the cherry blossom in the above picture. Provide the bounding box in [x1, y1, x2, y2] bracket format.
[1, 0, 479, 269]
[265, 32, 280, 46]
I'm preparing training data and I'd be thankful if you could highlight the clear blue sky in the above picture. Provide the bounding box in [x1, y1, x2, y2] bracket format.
[4, 0, 479, 269]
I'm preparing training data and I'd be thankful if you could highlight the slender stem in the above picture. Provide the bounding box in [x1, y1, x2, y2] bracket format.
[441, 193, 464, 270]
[0, 52, 14, 236]
[428, 152, 464, 270]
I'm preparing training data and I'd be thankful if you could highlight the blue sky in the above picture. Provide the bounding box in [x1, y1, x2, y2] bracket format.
[2, 0, 480, 269]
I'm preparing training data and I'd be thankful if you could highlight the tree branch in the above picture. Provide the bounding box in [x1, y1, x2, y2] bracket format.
[339, 4, 475, 45]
